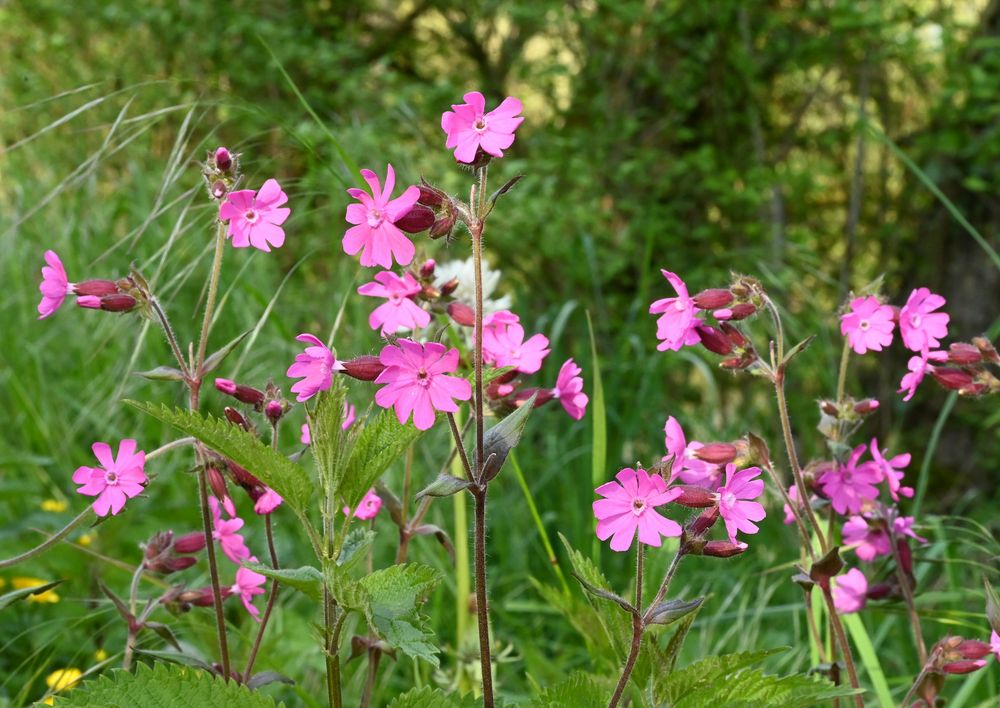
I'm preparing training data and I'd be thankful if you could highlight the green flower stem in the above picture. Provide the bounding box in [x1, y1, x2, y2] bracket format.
[835, 337, 851, 403]
[819, 584, 863, 705]
[195, 220, 227, 375]
[150, 298, 190, 379]
[608, 545, 645, 708]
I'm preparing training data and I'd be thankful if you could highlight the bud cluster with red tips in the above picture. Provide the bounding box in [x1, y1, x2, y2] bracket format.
[141, 529, 206, 575]
[926, 337, 1000, 397]
[201, 145, 242, 201]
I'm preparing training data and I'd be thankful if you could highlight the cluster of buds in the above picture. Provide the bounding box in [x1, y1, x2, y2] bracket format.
[927, 635, 995, 675]
[406, 181, 460, 240]
[667, 486, 749, 559]
[696, 322, 758, 371]
[928, 338, 1000, 397]
[817, 397, 880, 443]
[215, 377, 289, 424]
[75, 268, 153, 316]
[141, 529, 205, 574]
[201, 146, 241, 201]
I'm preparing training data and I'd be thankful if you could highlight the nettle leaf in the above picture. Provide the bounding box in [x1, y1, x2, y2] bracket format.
[337, 527, 376, 571]
[245, 562, 323, 601]
[200, 329, 252, 376]
[324, 564, 368, 612]
[388, 686, 479, 708]
[53, 662, 280, 707]
[359, 563, 442, 666]
[341, 406, 425, 509]
[672, 666, 863, 707]
[535, 671, 614, 708]
[310, 384, 350, 498]
[126, 402, 314, 522]
[480, 392, 536, 482]
[0, 580, 63, 611]
[653, 648, 788, 703]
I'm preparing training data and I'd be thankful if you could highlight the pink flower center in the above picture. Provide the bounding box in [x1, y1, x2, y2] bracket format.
[104, 470, 119, 486]
[416, 368, 430, 387]
[631, 497, 647, 515]
[473, 117, 488, 133]
[244, 209, 259, 224]
[858, 319, 870, 331]
[841, 471, 853, 483]
[910, 314, 922, 328]
[389, 292, 402, 303]
[721, 491, 737, 508]
[367, 209, 385, 228]
[674, 299, 687, 311]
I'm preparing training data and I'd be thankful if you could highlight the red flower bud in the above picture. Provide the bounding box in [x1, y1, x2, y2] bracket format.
[972, 336, 999, 364]
[866, 582, 895, 600]
[265, 400, 284, 424]
[853, 398, 879, 415]
[719, 323, 748, 348]
[162, 556, 198, 573]
[447, 301, 476, 327]
[930, 367, 975, 391]
[723, 303, 757, 321]
[144, 531, 174, 561]
[420, 284, 441, 300]
[688, 506, 720, 535]
[206, 465, 228, 502]
[214, 147, 232, 172]
[395, 204, 435, 234]
[73, 279, 120, 297]
[429, 213, 457, 239]
[211, 180, 228, 200]
[420, 259, 436, 279]
[439, 277, 460, 296]
[896, 537, 913, 575]
[696, 325, 733, 355]
[227, 460, 264, 490]
[214, 378, 264, 407]
[956, 640, 993, 660]
[674, 485, 718, 508]
[691, 443, 738, 465]
[948, 343, 982, 365]
[702, 540, 748, 558]
[78, 294, 138, 312]
[223, 406, 252, 431]
[173, 531, 207, 554]
[342, 355, 385, 382]
[417, 183, 445, 207]
[692, 288, 734, 310]
[941, 660, 987, 675]
[819, 400, 839, 417]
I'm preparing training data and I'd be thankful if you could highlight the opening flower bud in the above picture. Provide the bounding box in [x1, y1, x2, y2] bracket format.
[956, 639, 993, 660]
[211, 180, 228, 200]
[853, 399, 879, 415]
[696, 325, 733, 355]
[674, 485, 718, 508]
[73, 280, 120, 297]
[702, 540, 748, 558]
[440, 277, 460, 297]
[214, 147, 232, 173]
[78, 294, 138, 312]
[692, 288, 734, 310]
[930, 367, 975, 391]
[342, 355, 385, 381]
[395, 204, 435, 234]
[447, 301, 476, 327]
[420, 259, 436, 279]
[214, 378, 265, 407]
[77, 296, 101, 309]
[720, 303, 757, 321]
[688, 506, 720, 535]
[173, 531, 207, 554]
[265, 400, 285, 424]
[948, 342, 982, 365]
[691, 442, 738, 465]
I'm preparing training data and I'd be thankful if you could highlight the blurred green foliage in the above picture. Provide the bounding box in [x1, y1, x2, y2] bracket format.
[1, 0, 999, 705]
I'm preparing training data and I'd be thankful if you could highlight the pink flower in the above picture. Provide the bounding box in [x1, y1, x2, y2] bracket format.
[842, 516, 891, 561]
[286, 333, 343, 403]
[900, 288, 950, 352]
[898, 350, 947, 401]
[374, 339, 472, 430]
[990, 630, 1000, 661]
[840, 296, 895, 354]
[231, 564, 267, 620]
[343, 165, 420, 269]
[716, 464, 766, 543]
[593, 467, 683, 552]
[783, 485, 801, 525]
[358, 271, 430, 335]
[818, 445, 881, 515]
[482, 321, 550, 374]
[869, 439, 913, 501]
[38, 250, 73, 320]
[831, 568, 868, 614]
[300, 423, 311, 445]
[72, 439, 147, 517]
[650, 270, 701, 352]
[300, 402, 355, 445]
[344, 489, 382, 520]
[663, 417, 721, 488]
[483, 310, 520, 327]
[218, 179, 290, 252]
[551, 358, 588, 420]
[209, 496, 250, 564]
[253, 488, 283, 515]
[441, 91, 524, 163]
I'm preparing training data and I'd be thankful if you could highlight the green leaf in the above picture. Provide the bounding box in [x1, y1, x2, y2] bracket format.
[781, 335, 815, 366]
[337, 527, 376, 571]
[324, 563, 369, 612]
[535, 671, 614, 708]
[387, 686, 479, 708]
[359, 563, 442, 666]
[661, 603, 700, 673]
[341, 406, 425, 509]
[245, 563, 323, 601]
[414, 473, 471, 501]
[135, 366, 185, 382]
[671, 666, 863, 707]
[125, 402, 315, 531]
[480, 392, 536, 482]
[0, 580, 63, 610]
[653, 648, 788, 703]
[53, 662, 280, 707]
[586, 311, 606, 563]
[646, 597, 704, 626]
[200, 329, 252, 376]
[309, 384, 350, 499]
[569, 570, 634, 615]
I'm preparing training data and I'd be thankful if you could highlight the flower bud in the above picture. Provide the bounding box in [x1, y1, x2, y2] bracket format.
[223, 406, 252, 431]
[342, 355, 385, 381]
[395, 204, 435, 234]
[956, 640, 993, 660]
[160, 556, 198, 573]
[447, 301, 476, 327]
[214, 378, 265, 407]
[211, 180, 228, 200]
[972, 336, 999, 364]
[930, 367, 975, 391]
[144, 531, 174, 561]
[692, 289, 734, 310]
[702, 540, 748, 558]
[719, 323, 748, 348]
[696, 325, 733, 355]
[941, 659, 987, 675]
[214, 147, 232, 173]
[948, 342, 982, 365]
[674, 485, 717, 508]
[720, 352, 757, 370]
[265, 400, 284, 424]
[420, 284, 441, 300]
[73, 280, 120, 297]
[691, 443, 738, 465]
[514, 388, 553, 407]
[430, 213, 457, 239]
[439, 277, 460, 296]
[78, 294, 138, 312]
[896, 537, 913, 575]
[716, 303, 756, 321]
[180, 586, 226, 607]
[173, 531, 207, 554]
[853, 398, 879, 416]
[866, 582, 895, 600]
[206, 465, 228, 502]
[688, 506, 720, 535]
[420, 259, 436, 278]
[819, 400, 839, 417]
[417, 183, 445, 207]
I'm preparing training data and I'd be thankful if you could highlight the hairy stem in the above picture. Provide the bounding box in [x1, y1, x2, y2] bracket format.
[887, 523, 927, 665]
[608, 546, 645, 708]
[447, 412, 474, 479]
[0, 507, 92, 569]
[150, 298, 190, 378]
[835, 337, 851, 403]
[644, 549, 684, 619]
[359, 648, 383, 708]
[197, 465, 231, 679]
[820, 585, 863, 705]
[243, 513, 280, 679]
[472, 487, 494, 707]
[196, 220, 227, 373]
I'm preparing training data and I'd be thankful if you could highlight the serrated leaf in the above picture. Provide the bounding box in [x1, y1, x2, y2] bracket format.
[245, 563, 323, 601]
[0, 580, 63, 611]
[125, 402, 315, 534]
[338, 528, 376, 571]
[480, 393, 536, 482]
[310, 384, 350, 498]
[653, 648, 788, 703]
[200, 329, 251, 376]
[324, 563, 368, 612]
[341, 407, 425, 509]
[535, 671, 613, 708]
[132, 649, 214, 672]
[54, 662, 280, 707]
[359, 563, 442, 666]
[246, 671, 294, 689]
[672, 665, 863, 707]
[135, 366, 185, 382]
[388, 686, 479, 708]
[646, 597, 704, 626]
[414, 473, 471, 501]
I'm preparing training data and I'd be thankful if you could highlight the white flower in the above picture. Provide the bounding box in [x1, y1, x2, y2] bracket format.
[434, 256, 512, 314]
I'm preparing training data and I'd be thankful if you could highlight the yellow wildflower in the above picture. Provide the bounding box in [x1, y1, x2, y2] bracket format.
[94, 648, 107, 662]
[45, 668, 82, 691]
[40, 499, 68, 513]
[11, 577, 60, 603]
[77, 533, 94, 547]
